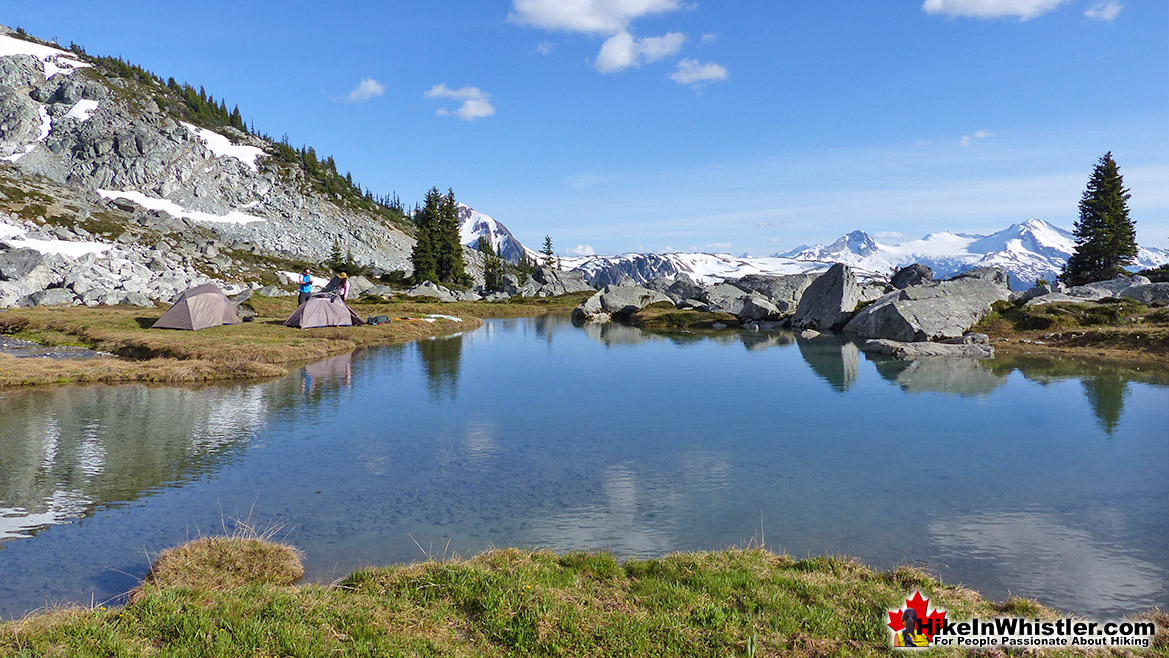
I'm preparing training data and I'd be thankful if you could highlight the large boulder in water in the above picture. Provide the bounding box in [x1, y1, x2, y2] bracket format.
[792, 264, 861, 330]
[891, 263, 933, 289]
[844, 268, 1010, 342]
[572, 284, 671, 323]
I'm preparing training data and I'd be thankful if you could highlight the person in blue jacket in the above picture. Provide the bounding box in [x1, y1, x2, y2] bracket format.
[298, 268, 313, 306]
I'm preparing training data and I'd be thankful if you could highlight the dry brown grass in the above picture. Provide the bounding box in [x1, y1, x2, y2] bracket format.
[140, 536, 304, 592]
[0, 299, 487, 388]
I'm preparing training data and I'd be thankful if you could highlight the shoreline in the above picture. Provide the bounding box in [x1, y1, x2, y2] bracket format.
[3, 292, 1168, 390]
[4, 535, 1163, 656]
[0, 293, 592, 389]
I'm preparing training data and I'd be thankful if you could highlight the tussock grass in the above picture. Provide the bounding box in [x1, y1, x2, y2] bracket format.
[5, 538, 1154, 657]
[629, 306, 741, 330]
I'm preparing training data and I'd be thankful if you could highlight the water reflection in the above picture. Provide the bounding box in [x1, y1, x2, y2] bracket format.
[0, 383, 271, 541]
[415, 334, 464, 400]
[796, 334, 859, 392]
[869, 357, 1008, 396]
[930, 510, 1166, 617]
[1081, 374, 1128, 435]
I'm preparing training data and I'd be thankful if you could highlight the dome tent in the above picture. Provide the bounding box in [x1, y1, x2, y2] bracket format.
[284, 293, 365, 329]
[152, 283, 241, 331]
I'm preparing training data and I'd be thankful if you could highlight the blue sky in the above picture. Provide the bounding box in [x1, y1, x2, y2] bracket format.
[5, 1, 1167, 256]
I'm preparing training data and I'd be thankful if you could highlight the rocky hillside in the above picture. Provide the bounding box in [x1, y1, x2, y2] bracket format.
[0, 26, 439, 307]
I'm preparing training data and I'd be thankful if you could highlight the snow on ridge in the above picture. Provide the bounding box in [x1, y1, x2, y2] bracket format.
[97, 190, 266, 225]
[36, 105, 50, 141]
[1, 145, 35, 163]
[0, 218, 111, 258]
[0, 33, 91, 78]
[181, 123, 264, 171]
[64, 99, 100, 122]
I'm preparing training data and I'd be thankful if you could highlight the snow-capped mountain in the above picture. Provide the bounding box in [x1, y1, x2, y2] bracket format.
[778, 219, 1169, 289]
[559, 252, 829, 287]
[457, 203, 540, 264]
[470, 209, 1168, 289]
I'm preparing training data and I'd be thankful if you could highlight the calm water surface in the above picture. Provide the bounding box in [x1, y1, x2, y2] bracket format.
[0, 316, 1166, 619]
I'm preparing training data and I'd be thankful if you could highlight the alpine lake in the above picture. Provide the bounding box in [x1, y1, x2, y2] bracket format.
[0, 315, 1166, 620]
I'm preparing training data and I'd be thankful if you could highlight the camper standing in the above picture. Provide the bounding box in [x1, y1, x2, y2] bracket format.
[337, 272, 350, 300]
[298, 268, 313, 306]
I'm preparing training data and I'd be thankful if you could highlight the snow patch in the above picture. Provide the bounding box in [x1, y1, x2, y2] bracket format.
[278, 271, 331, 288]
[64, 99, 99, 122]
[0, 34, 91, 79]
[0, 219, 111, 258]
[181, 123, 264, 171]
[35, 105, 50, 141]
[1, 144, 35, 162]
[97, 190, 267, 225]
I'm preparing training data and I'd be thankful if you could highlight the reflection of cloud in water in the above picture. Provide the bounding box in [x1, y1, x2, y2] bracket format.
[0, 489, 91, 540]
[527, 463, 680, 555]
[464, 421, 497, 462]
[929, 510, 1166, 615]
[679, 451, 731, 492]
[0, 383, 270, 540]
[871, 357, 1007, 397]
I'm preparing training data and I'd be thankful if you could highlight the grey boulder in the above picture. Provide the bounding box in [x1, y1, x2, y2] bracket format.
[0, 248, 44, 281]
[862, 338, 995, 360]
[1118, 282, 1169, 304]
[891, 263, 933, 289]
[404, 281, 457, 302]
[572, 284, 672, 323]
[792, 264, 861, 330]
[844, 269, 1010, 341]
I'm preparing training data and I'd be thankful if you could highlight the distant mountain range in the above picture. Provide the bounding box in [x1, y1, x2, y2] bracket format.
[459, 207, 1169, 290]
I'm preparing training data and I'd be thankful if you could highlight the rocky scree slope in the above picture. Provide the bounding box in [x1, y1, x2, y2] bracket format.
[0, 27, 457, 307]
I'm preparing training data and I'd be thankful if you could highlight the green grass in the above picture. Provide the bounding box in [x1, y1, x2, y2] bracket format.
[629, 305, 741, 330]
[9, 537, 1160, 657]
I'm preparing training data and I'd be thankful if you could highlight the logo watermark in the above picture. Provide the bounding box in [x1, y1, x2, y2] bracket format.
[887, 591, 1156, 650]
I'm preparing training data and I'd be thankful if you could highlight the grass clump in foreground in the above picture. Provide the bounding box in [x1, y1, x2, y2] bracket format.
[4, 538, 1165, 657]
[629, 303, 741, 330]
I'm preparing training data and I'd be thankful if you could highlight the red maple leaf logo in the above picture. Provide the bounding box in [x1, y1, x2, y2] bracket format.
[887, 591, 947, 641]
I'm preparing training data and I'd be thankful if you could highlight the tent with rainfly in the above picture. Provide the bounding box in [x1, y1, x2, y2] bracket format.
[152, 283, 241, 330]
[285, 293, 365, 329]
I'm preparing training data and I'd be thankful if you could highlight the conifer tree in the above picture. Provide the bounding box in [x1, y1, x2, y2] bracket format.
[1061, 152, 1138, 285]
[478, 237, 504, 291]
[435, 188, 465, 284]
[541, 235, 555, 267]
[411, 190, 442, 283]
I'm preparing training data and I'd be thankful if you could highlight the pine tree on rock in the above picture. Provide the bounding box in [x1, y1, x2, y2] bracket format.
[410, 190, 442, 284]
[1061, 152, 1138, 286]
[541, 235, 555, 267]
[435, 188, 466, 285]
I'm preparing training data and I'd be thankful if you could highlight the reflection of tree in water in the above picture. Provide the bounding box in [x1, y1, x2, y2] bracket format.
[1082, 373, 1128, 435]
[796, 334, 858, 392]
[417, 334, 464, 400]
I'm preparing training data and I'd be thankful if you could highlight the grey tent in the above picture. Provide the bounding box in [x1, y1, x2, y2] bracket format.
[284, 294, 365, 329]
[152, 283, 241, 330]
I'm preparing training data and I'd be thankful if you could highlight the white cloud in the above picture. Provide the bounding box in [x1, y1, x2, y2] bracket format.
[705, 241, 732, 250]
[959, 129, 994, 146]
[509, 0, 684, 34]
[1084, 1, 1123, 21]
[536, 41, 554, 54]
[424, 84, 496, 121]
[595, 31, 684, 73]
[564, 244, 596, 256]
[669, 58, 728, 86]
[755, 221, 783, 228]
[922, 0, 1068, 20]
[701, 33, 719, 44]
[875, 231, 906, 241]
[344, 78, 385, 103]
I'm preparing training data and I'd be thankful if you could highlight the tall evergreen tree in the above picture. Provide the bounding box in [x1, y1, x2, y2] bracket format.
[435, 188, 466, 284]
[540, 235, 555, 267]
[478, 237, 504, 291]
[1061, 152, 1138, 285]
[411, 189, 442, 283]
